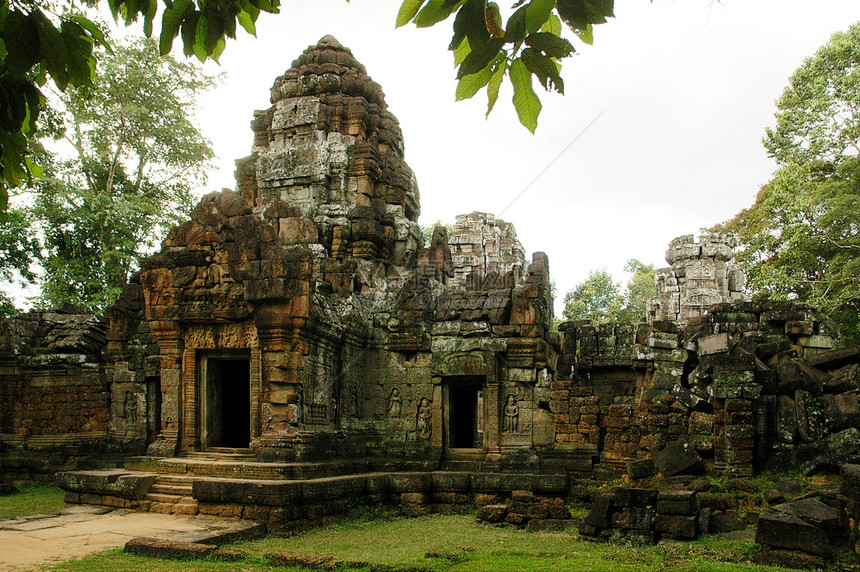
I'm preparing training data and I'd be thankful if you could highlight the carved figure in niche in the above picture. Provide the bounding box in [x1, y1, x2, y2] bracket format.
[124, 391, 137, 425]
[388, 388, 402, 418]
[350, 385, 359, 418]
[503, 394, 519, 433]
[417, 397, 432, 438]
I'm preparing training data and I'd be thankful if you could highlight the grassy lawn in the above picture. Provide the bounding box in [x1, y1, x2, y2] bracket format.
[0, 483, 66, 519]
[46, 512, 785, 572]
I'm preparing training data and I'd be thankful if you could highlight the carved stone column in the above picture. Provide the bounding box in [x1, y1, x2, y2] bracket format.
[147, 322, 183, 457]
[484, 380, 500, 455]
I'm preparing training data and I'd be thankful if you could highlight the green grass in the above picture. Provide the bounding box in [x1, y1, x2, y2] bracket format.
[46, 513, 788, 572]
[0, 483, 66, 518]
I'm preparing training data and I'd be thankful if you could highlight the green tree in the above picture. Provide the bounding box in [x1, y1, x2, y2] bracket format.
[722, 22, 860, 345]
[562, 259, 656, 324]
[0, 0, 616, 205]
[562, 268, 622, 323]
[764, 22, 860, 166]
[0, 206, 39, 316]
[0, 0, 277, 205]
[420, 220, 452, 247]
[618, 259, 656, 324]
[26, 37, 216, 311]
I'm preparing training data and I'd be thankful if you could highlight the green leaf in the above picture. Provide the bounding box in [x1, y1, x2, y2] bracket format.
[486, 55, 506, 117]
[69, 16, 112, 53]
[4, 11, 41, 79]
[193, 13, 209, 61]
[414, 0, 464, 28]
[61, 21, 95, 87]
[525, 32, 575, 58]
[504, 5, 528, 44]
[453, 36, 471, 67]
[510, 57, 541, 133]
[449, 0, 488, 51]
[237, 8, 257, 36]
[575, 22, 593, 45]
[455, 58, 496, 101]
[541, 13, 562, 35]
[160, 0, 192, 54]
[210, 36, 226, 63]
[142, 0, 157, 37]
[180, 11, 201, 57]
[525, 0, 555, 35]
[241, 0, 261, 21]
[521, 47, 563, 93]
[25, 156, 43, 179]
[556, 0, 614, 32]
[22, 83, 43, 134]
[0, 82, 26, 132]
[223, 8, 238, 39]
[396, 0, 427, 27]
[33, 11, 70, 89]
[201, 9, 225, 54]
[457, 36, 504, 78]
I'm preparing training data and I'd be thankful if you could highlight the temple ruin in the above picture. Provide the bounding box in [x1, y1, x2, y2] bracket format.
[2, 37, 860, 539]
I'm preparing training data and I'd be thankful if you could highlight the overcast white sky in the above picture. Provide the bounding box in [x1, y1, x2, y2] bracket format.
[190, 0, 860, 314]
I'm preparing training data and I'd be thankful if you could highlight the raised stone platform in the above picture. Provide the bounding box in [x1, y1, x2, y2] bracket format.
[58, 455, 571, 532]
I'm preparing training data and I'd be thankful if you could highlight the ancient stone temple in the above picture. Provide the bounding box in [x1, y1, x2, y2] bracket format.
[98, 35, 555, 465]
[2, 37, 860, 535]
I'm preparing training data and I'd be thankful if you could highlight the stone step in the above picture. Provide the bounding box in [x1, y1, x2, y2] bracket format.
[145, 492, 187, 504]
[150, 483, 193, 496]
[154, 474, 197, 487]
[125, 456, 439, 481]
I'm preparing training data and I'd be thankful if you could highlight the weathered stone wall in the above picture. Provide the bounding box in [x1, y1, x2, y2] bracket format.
[557, 300, 860, 477]
[0, 310, 148, 480]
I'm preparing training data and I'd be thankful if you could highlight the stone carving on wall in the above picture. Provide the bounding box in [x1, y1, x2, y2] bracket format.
[503, 394, 519, 433]
[124, 391, 137, 425]
[388, 388, 402, 418]
[417, 397, 432, 439]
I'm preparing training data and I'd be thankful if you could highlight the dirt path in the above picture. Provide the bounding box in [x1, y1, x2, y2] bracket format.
[0, 504, 248, 570]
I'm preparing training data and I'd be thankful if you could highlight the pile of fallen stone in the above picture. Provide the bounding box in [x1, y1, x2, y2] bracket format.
[579, 487, 750, 542]
[580, 488, 700, 542]
[475, 490, 572, 532]
[755, 463, 859, 560]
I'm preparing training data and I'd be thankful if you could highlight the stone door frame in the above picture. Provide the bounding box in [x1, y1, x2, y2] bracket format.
[180, 348, 262, 452]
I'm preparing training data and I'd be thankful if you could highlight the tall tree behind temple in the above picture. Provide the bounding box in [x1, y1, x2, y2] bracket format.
[562, 260, 656, 324]
[720, 22, 860, 346]
[29, 37, 217, 311]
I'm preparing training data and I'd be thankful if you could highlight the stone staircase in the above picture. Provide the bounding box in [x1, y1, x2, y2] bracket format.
[145, 475, 199, 516]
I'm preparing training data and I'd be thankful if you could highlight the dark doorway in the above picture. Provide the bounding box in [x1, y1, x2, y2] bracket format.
[204, 358, 250, 448]
[446, 377, 484, 448]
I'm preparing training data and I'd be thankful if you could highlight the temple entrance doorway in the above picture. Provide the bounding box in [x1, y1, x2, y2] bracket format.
[200, 356, 251, 449]
[444, 376, 485, 449]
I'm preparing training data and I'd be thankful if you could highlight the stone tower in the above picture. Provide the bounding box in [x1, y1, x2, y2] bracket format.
[648, 233, 747, 324]
[235, 35, 422, 267]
